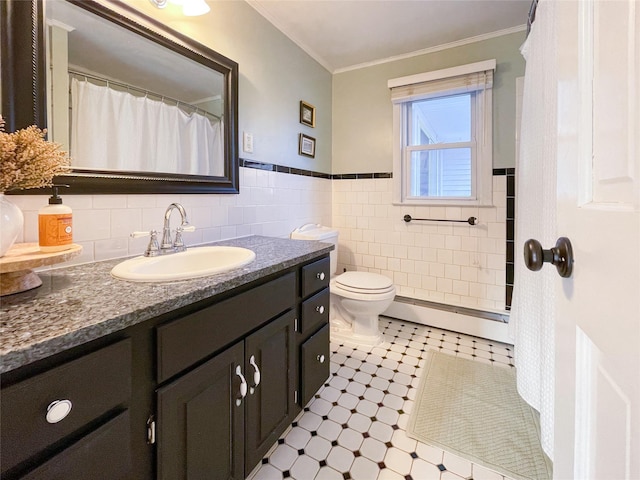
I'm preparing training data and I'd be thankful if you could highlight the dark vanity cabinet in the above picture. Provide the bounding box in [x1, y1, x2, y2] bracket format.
[0, 254, 331, 480]
[155, 273, 297, 479]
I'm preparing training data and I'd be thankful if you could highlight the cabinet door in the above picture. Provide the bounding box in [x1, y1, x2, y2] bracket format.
[244, 310, 296, 472]
[157, 342, 245, 480]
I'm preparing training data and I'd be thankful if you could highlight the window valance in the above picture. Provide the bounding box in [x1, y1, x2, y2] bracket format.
[388, 59, 496, 103]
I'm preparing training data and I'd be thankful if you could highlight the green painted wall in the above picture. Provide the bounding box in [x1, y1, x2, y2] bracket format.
[332, 31, 526, 174]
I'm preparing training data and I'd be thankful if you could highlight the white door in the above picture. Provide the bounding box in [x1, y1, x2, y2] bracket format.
[552, 0, 640, 478]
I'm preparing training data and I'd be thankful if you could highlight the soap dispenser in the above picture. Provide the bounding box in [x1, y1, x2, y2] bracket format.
[38, 185, 73, 252]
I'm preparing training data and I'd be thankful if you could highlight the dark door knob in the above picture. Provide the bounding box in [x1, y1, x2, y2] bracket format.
[523, 237, 574, 278]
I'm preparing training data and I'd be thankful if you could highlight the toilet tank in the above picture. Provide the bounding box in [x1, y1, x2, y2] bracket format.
[291, 224, 339, 275]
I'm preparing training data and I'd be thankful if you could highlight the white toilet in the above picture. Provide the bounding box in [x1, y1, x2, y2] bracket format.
[291, 224, 395, 346]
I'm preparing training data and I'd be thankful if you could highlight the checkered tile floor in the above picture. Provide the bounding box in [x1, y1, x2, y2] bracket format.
[248, 316, 518, 480]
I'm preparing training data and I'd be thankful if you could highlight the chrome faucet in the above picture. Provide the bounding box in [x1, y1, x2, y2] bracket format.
[131, 202, 195, 257]
[161, 203, 193, 253]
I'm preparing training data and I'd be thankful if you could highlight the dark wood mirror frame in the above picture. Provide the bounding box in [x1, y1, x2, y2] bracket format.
[1, 0, 239, 194]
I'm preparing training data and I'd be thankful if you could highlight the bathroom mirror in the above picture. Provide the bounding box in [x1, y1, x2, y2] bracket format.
[0, 0, 239, 194]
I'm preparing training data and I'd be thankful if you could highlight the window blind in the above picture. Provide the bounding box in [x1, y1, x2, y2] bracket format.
[389, 59, 496, 104]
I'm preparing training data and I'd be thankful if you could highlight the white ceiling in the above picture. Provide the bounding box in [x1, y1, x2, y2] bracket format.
[247, 0, 531, 73]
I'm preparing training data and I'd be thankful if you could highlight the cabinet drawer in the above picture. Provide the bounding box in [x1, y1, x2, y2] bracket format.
[21, 411, 132, 480]
[1, 339, 131, 474]
[301, 257, 330, 297]
[300, 288, 329, 335]
[300, 323, 330, 407]
[157, 272, 296, 383]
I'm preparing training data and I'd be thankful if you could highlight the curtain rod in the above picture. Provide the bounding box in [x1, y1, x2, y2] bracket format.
[526, 0, 539, 37]
[68, 70, 221, 121]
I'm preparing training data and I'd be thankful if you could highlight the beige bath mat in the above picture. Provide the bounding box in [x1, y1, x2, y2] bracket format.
[407, 351, 552, 480]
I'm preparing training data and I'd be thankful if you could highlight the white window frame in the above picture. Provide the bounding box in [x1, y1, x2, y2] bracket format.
[389, 60, 496, 206]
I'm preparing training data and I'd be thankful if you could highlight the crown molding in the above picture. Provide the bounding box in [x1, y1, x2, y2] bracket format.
[334, 25, 527, 74]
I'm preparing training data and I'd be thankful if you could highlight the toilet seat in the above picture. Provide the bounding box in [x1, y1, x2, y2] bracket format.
[331, 272, 396, 302]
[334, 271, 394, 295]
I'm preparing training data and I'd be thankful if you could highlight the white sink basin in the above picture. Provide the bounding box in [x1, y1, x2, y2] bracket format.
[111, 246, 256, 282]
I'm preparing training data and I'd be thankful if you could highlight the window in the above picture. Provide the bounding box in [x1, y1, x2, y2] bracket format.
[389, 60, 495, 206]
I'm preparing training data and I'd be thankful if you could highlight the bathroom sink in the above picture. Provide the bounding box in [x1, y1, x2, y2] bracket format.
[111, 246, 256, 282]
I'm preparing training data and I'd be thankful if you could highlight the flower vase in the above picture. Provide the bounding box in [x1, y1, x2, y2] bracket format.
[0, 194, 24, 257]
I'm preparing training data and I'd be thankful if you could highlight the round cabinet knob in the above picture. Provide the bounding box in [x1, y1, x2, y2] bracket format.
[316, 272, 325, 281]
[317, 354, 325, 363]
[316, 305, 325, 314]
[46, 400, 73, 424]
[524, 237, 574, 278]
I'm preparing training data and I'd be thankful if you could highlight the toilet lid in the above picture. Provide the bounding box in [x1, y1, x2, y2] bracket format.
[335, 271, 394, 294]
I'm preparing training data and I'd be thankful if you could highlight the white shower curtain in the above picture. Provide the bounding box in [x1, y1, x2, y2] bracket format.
[510, 0, 556, 461]
[70, 78, 224, 176]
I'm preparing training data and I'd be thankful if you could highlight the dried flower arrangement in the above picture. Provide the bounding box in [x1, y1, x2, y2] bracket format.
[0, 115, 71, 192]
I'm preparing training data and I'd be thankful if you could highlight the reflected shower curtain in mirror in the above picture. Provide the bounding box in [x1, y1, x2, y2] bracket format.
[70, 79, 223, 176]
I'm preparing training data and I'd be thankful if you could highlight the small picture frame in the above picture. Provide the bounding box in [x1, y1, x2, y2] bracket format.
[299, 101, 316, 127]
[298, 133, 316, 158]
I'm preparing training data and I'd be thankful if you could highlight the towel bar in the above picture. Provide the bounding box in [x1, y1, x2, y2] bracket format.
[403, 214, 477, 225]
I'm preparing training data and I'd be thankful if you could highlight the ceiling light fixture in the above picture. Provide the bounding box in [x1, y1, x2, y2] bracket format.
[181, 0, 210, 16]
[149, 0, 210, 16]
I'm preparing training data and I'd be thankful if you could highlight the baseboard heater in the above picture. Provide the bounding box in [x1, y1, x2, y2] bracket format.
[384, 296, 511, 344]
[394, 296, 509, 322]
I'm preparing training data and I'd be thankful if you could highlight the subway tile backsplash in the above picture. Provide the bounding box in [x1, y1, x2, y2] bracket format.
[9, 167, 332, 266]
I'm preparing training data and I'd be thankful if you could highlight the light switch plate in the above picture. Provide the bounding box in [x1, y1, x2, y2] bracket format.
[243, 132, 254, 153]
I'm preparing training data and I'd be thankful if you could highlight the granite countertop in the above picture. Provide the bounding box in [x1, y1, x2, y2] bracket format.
[0, 235, 332, 374]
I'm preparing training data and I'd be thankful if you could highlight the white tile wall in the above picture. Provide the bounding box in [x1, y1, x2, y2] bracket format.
[9, 170, 507, 312]
[9, 167, 332, 266]
[332, 176, 507, 312]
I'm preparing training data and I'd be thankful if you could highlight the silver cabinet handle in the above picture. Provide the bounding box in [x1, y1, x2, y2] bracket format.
[46, 400, 73, 424]
[317, 354, 325, 364]
[249, 355, 261, 394]
[316, 272, 325, 281]
[235, 365, 247, 406]
[316, 305, 325, 314]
